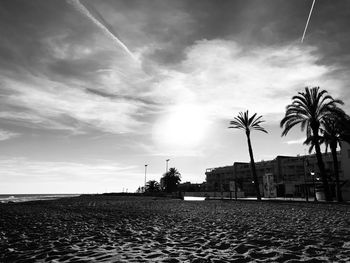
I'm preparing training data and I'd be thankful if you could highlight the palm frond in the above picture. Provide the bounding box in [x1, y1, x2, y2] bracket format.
[229, 110, 268, 134]
[281, 118, 304, 136]
[281, 86, 344, 140]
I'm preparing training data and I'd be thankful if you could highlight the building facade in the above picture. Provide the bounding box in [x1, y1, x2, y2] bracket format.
[206, 144, 350, 199]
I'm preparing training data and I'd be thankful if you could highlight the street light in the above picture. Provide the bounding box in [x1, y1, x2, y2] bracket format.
[234, 163, 237, 201]
[303, 156, 309, 202]
[166, 159, 170, 174]
[311, 171, 317, 202]
[144, 164, 148, 193]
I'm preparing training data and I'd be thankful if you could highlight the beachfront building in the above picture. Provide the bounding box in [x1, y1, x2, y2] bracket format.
[206, 143, 350, 200]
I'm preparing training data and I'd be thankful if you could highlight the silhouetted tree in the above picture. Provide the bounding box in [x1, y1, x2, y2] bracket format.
[304, 113, 350, 202]
[136, 186, 146, 193]
[229, 111, 268, 201]
[281, 87, 344, 201]
[145, 180, 161, 193]
[162, 168, 181, 193]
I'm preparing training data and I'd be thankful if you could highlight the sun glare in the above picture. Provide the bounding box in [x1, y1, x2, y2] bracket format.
[153, 105, 209, 149]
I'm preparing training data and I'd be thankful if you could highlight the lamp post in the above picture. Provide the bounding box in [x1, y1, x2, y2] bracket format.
[303, 156, 309, 202]
[144, 164, 148, 193]
[166, 159, 170, 174]
[234, 163, 237, 201]
[311, 171, 317, 202]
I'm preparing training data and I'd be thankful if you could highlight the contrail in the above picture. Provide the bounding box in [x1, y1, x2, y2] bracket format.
[301, 0, 316, 43]
[83, 1, 123, 40]
[67, 0, 136, 60]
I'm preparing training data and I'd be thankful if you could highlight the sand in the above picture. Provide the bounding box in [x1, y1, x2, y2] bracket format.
[1, 195, 350, 262]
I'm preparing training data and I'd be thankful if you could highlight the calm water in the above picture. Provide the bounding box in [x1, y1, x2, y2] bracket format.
[0, 194, 79, 203]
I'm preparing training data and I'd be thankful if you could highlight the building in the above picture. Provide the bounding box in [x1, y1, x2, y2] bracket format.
[206, 143, 350, 200]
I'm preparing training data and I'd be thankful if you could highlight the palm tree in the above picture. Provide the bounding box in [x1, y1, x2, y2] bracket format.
[162, 167, 181, 193]
[229, 110, 268, 201]
[322, 118, 343, 202]
[145, 180, 161, 193]
[304, 113, 350, 202]
[280, 87, 344, 201]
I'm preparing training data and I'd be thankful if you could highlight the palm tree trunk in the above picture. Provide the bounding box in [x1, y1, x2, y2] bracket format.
[313, 134, 332, 201]
[246, 131, 261, 201]
[331, 143, 342, 202]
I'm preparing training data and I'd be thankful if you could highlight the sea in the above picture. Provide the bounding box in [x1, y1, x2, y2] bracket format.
[0, 194, 79, 203]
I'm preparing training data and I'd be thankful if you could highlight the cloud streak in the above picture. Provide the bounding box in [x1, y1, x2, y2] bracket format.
[67, 0, 137, 60]
[0, 129, 19, 141]
[1, 76, 145, 134]
[285, 138, 306, 145]
[301, 0, 316, 43]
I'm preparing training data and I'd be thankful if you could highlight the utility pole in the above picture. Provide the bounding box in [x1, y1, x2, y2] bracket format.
[234, 163, 237, 200]
[144, 164, 148, 193]
[166, 159, 170, 174]
[311, 171, 317, 202]
[303, 155, 309, 202]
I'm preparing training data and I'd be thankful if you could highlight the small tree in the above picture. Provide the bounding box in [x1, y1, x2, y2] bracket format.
[229, 110, 268, 201]
[162, 168, 181, 193]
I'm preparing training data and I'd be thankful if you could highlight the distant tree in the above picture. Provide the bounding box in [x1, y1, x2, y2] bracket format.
[136, 186, 145, 193]
[162, 168, 181, 193]
[280, 87, 344, 201]
[145, 180, 161, 193]
[229, 110, 268, 201]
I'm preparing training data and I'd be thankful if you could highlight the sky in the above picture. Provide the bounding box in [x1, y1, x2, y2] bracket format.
[1, 0, 350, 194]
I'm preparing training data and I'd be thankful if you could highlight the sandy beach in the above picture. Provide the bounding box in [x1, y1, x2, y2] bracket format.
[1, 195, 350, 262]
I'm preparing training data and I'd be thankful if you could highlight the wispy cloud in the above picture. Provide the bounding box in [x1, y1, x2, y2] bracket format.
[0, 111, 83, 133]
[1, 76, 146, 134]
[0, 129, 19, 141]
[285, 138, 306, 145]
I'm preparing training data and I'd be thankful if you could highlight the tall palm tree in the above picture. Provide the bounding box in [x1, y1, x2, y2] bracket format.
[280, 87, 344, 201]
[229, 110, 268, 201]
[162, 167, 181, 193]
[322, 118, 343, 202]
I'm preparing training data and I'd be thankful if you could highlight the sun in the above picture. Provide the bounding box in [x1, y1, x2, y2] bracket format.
[153, 105, 210, 149]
